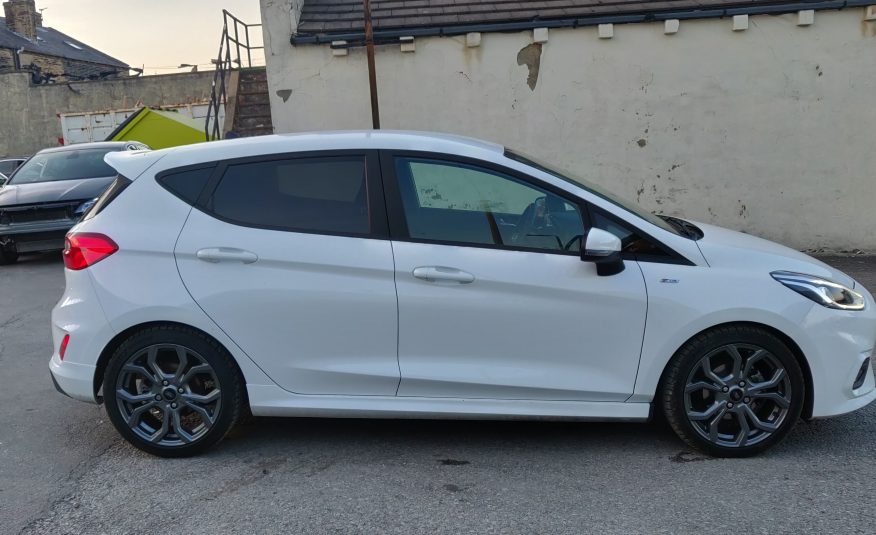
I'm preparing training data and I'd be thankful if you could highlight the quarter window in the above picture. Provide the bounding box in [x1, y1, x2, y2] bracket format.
[209, 156, 370, 235]
[159, 167, 214, 205]
[395, 158, 585, 253]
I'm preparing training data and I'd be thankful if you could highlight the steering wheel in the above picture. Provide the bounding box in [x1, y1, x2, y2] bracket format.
[564, 235, 584, 251]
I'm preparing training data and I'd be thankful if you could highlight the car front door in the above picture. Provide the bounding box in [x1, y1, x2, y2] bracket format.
[174, 151, 400, 396]
[383, 152, 648, 401]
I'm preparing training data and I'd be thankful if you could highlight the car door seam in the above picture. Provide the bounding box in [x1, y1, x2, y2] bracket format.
[624, 260, 650, 403]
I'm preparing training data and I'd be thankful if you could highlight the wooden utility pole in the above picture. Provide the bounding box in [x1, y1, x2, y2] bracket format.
[363, 0, 380, 129]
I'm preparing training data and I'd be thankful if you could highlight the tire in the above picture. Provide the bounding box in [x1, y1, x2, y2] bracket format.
[103, 325, 245, 457]
[0, 247, 18, 265]
[661, 325, 805, 457]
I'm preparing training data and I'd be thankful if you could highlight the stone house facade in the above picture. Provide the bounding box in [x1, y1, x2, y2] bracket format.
[0, 0, 129, 83]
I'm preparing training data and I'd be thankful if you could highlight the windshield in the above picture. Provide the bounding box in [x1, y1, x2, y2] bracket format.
[9, 148, 118, 185]
[504, 149, 682, 236]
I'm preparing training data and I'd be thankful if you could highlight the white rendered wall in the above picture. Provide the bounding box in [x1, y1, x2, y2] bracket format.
[261, 3, 876, 252]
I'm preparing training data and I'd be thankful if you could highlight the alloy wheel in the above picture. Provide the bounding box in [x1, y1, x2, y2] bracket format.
[115, 344, 222, 447]
[684, 343, 792, 448]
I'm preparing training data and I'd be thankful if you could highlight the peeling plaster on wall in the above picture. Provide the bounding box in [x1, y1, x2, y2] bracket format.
[516, 43, 542, 91]
[276, 89, 293, 102]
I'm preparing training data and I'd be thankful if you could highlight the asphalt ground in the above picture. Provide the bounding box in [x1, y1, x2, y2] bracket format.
[1, 253, 874, 534]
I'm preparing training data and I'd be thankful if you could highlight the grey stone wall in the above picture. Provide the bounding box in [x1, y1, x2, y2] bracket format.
[0, 70, 218, 157]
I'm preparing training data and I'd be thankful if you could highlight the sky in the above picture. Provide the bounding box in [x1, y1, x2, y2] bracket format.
[37, 0, 264, 75]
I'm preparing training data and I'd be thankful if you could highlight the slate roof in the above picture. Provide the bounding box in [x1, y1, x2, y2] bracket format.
[0, 17, 128, 68]
[296, 0, 861, 38]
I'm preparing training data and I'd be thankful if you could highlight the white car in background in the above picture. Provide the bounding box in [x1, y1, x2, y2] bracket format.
[48, 131, 876, 457]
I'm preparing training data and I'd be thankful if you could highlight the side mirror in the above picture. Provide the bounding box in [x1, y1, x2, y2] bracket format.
[581, 228, 625, 276]
[0, 175, 6, 187]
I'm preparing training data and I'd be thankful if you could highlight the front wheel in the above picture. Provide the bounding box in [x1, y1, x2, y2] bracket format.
[103, 325, 245, 457]
[661, 325, 805, 457]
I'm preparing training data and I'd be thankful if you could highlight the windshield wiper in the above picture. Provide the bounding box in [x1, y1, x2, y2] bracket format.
[659, 215, 703, 240]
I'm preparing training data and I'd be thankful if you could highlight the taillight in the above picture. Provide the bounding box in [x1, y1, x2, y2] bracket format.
[63, 233, 118, 270]
[59, 334, 70, 361]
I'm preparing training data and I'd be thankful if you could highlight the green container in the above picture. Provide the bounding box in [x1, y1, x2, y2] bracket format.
[106, 107, 212, 149]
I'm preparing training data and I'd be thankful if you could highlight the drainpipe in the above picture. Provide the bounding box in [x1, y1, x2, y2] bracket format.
[363, 0, 380, 129]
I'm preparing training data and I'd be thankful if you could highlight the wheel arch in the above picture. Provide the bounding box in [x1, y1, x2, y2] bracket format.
[656, 321, 814, 420]
[92, 320, 250, 410]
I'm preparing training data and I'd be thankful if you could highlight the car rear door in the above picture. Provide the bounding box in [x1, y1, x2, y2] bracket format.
[382, 151, 648, 401]
[174, 150, 400, 396]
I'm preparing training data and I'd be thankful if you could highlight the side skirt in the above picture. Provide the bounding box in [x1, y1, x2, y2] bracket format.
[247, 384, 650, 421]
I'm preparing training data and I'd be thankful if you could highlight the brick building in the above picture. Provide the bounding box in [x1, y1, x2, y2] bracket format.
[0, 0, 129, 83]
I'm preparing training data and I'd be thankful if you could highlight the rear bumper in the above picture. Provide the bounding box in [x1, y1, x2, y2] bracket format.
[49, 355, 98, 403]
[48, 268, 115, 405]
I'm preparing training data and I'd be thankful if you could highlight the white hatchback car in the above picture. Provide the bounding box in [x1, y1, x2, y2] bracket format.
[49, 131, 875, 457]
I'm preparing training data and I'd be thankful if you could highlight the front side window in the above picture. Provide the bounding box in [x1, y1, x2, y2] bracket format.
[209, 156, 370, 235]
[395, 157, 585, 253]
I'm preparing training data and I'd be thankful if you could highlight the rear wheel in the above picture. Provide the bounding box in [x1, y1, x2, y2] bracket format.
[103, 325, 245, 457]
[662, 325, 804, 457]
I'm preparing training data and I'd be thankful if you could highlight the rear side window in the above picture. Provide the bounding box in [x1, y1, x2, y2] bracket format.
[158, 167, 214, 205]
[208, 156, 370, 235]
[81, 175, 132, 221]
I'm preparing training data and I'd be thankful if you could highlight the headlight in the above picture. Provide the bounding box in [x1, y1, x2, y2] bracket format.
[74, 198, 98, 217]
[771, 271, 865, 311]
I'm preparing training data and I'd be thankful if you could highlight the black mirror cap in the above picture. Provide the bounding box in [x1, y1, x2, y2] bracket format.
[594, 253, 625, 276]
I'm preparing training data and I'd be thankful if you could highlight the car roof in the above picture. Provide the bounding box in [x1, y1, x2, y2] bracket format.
[106, 131, 506, 180]
[35, 142, 138, 155]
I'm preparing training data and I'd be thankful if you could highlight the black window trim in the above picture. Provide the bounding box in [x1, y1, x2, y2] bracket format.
[380, 149, 694, 265]
[81, 174, 133, 221]
[162, 149, 391, 241]
[586, 203, 694, 266]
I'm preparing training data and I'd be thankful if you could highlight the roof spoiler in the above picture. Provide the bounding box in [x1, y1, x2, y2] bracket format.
[104, 150, 167, 180]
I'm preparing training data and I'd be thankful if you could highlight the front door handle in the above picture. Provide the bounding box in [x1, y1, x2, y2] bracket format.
[196, 247, 259, 264]
[412, 266, 475, 284]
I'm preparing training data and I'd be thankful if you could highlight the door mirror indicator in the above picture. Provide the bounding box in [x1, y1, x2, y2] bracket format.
[581, 228, 625, 276]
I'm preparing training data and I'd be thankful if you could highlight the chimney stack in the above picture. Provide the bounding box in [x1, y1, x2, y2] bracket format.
[3, 0, 40, 41]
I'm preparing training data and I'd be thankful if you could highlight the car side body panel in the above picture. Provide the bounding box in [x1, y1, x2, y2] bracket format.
[47, 132, 876, 430]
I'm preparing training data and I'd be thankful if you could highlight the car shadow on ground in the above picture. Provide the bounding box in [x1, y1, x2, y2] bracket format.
[209, 403, 874, 462]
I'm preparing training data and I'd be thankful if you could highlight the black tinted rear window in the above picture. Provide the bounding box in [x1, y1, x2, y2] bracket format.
[158, 167, 214, 205]
[209, 157, 369, 235]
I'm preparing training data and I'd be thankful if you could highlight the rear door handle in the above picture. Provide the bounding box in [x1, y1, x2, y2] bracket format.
[412, 266, 475, 284]
[196, 247, 259, 264]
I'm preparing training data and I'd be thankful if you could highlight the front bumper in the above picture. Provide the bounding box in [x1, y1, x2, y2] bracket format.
[799, 289, 876, 418]
[1, 220, 75, 253]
